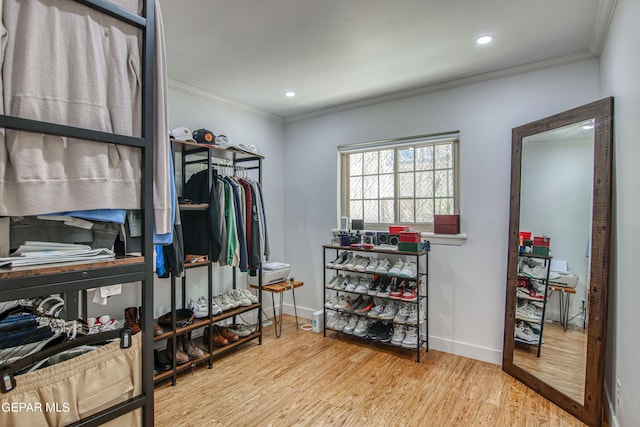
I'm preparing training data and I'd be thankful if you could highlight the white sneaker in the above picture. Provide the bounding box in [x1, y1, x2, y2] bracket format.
[189, 298, 208, 318]
[343, 315, 358, 334]
[365, 259, 379, 273]
[515, 321, 540, 343]
[391, 324, 406, 346]
[405, 303, 425, 325]
[344, 277, 359, 293]
[398, 261, 417, 278]
[334, 315, 348, 331]
[342, 255, 360, 271]
[232, 289, 252, 307]
[325, 295, 340, 309]
[327, 252, 347, 268]
[378, 301, 398, 320]
[388, 260, 404, 276]
[354, 278, 370, 294]
[401, 326, 418, 348]
[516, 303, 542, 323]
[326, 314, 338, 329]
[353, 257, 370, 272]
[326, 274, 342, 289]
[334, 252, 353, 270]
[334, 295, 348, 309]
[368, 299, 384, 318]
[353, 318, 370, 337]
[393, 302, 411, 324]
[241, 289, 259, 304]
[375, 259, 391, 274]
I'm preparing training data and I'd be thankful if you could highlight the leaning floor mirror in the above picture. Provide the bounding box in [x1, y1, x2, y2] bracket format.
[502, 98, 613, 426]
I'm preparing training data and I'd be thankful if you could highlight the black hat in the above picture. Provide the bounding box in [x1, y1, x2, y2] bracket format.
[192, 128, 215, 145]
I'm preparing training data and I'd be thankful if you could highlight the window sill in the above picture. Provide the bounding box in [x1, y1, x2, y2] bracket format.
[421, 232, 467, 246]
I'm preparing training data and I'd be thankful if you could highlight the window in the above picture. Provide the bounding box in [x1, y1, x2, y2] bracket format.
[339, 133, 459, 232]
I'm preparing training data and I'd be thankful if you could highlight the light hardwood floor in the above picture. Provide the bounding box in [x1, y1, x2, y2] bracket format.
[514, 322, 588, 403]
[154, 316, 586, 426]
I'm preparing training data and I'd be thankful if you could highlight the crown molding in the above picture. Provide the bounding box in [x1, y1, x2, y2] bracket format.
[589, 0, 618, 55]
[284, 52, 597, 124]
[167, 79, 282, 121]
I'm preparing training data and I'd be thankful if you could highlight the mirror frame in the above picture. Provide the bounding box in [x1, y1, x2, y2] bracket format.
[502, 97, 613, 426]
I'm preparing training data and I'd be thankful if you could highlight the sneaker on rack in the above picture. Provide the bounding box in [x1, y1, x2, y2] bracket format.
[189, 298, 208, 318]
[326, 274, 341, 289]
[406, 304, 425, 325]
[367, 320, 382, 340]
[240, 289, 259, 304]
[326, 313, 338, 330]
[368, 299, 385, 318]
[353, 257, 370, 272]
[228, 323, 253, 338]
[356, 297, 375, 314]
[355, 278, 370, 294]
[400, 282, 417, 302]
[378, 301, 398, 320]
[334, 252, 353, 270]
[345, 277, 359, 293]
[215, 295, 235, 311]
[393, 302, 411, 324]
[342, 254, 360, 271]
[375, 259, 391, 274]
[377, 322, 394, 343]
[514, 321, 540, 344]
[353, 318, 372, 337]
[343, 315, 358, 334]
[232, 289, 252, 307]
[334, 314, 348, 331]
[368, 278, 381, 296]
[325, 295, 340, 309]
[399, 260, 417, 278]
[388, 260, 404, 276]
[345, 295, 365, 312]
[335, 275, 350, 291]
[327, 252, 348, 268]
[365, 258, 379, 273]
[516, 303, 543, 323]
[391, 324, 406, 346]
[389, 278, 405, 300]
[334, 295, 348, 310]
[401, 326, 418, 348]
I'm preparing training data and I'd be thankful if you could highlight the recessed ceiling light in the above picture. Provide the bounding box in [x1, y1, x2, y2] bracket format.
[476, 34, 494, 45]
[285, 91, 296, 97]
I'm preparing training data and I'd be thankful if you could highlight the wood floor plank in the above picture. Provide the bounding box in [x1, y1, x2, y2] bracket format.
[154, 316, 586, 426]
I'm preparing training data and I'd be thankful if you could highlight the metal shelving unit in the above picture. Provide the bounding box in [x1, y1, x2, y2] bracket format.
[322, 245, 429, 362]
[0, 1, 157, 424]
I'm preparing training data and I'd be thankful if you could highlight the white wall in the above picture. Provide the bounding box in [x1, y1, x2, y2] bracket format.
[599, 0, 640, 424]
[283, 59, 601, 364]
[520, 138, 593, 323]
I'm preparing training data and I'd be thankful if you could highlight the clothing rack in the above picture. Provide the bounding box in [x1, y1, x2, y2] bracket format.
[0, 0, 157, 425]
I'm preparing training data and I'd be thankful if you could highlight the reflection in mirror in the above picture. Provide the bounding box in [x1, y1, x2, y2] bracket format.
[513, 121, 594, 404]
[502, 97, 613, 427]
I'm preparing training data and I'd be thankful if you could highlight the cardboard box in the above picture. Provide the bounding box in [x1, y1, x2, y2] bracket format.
[434, 214, 460, 234]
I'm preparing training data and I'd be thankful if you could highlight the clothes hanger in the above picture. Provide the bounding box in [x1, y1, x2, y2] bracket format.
[0, 327, 133, 393]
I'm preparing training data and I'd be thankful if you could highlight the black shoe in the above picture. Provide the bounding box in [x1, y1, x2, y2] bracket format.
[367, 320, 382, 340]
[154, 349, 172, 371]
[378, 322, 394, 343]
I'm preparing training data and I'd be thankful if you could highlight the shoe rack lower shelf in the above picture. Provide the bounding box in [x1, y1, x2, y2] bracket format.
[154, 331, 261, 383]
[153, 303, 260, 341]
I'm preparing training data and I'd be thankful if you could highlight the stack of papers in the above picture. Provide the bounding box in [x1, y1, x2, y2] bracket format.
[0, 242, 115, 267]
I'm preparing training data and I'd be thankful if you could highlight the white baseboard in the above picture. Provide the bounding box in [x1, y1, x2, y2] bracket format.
[267, 304, 503, 365]
[427, 335, 502, 365]
[604, 383, 620, 427]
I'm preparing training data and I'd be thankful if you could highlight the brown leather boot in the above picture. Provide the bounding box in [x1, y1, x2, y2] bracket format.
[183, 334, 204, 359]
[124, 307, 141, 334]
[167, 338, 189, 365]
[216, 325, 239, 343]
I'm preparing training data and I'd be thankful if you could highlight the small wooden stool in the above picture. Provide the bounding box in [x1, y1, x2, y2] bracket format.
[250, 280, 303, 338]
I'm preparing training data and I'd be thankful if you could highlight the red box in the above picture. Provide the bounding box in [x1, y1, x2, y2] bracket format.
[434, 214, 460, 234]
[389, 225, 410, 234]
[399, 231, 421, 243]
[533, 236, 551, 247]
[519, 231, 532, 240]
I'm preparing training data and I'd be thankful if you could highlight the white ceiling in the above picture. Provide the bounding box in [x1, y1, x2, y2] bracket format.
[158, 0, 614, 120]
